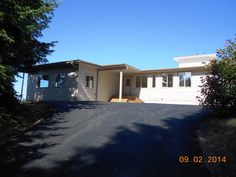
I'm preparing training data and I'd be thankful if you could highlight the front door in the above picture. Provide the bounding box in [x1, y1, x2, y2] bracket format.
[124, 77, 132, 95]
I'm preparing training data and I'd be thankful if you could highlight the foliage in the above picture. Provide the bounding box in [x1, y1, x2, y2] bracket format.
[198, 38, 236, 116]
[0, 0, 57, 109]
[0, 63, 18, 108]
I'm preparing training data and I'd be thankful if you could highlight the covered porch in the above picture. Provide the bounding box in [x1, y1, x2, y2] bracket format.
[96, 64, 142, 103]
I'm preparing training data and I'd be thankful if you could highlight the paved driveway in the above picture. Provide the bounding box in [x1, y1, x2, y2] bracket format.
[1, 102, 210, 177]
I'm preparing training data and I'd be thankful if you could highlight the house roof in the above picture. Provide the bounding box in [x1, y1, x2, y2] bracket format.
[22, 57, 207, 73]
[26, 59, 141, 72]
[30, 59, 101, 71]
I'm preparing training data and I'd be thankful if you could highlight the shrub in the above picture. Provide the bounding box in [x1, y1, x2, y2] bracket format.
[198, 38, 236, 117]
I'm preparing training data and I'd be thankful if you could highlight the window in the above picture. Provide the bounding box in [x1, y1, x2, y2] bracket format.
[162, 73, 173, 87]
[136, 76, 147, 88]
[55, 73, 66, 87]
[37, 74, 49, 88]
[136, 76, 141, 87]
[179, 72, 191, 87]
[86, 75, 94, 89]
[142, 76, 147, 88]
[185, 72, 191, 87]
[179, 73, 185, 87]
[152, 75, 156, 88]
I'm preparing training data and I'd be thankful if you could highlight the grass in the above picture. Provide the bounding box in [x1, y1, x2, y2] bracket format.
[198, 114, 236, 177]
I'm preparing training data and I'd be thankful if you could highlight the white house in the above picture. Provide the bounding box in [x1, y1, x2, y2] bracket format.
[26, 53, 216, 105]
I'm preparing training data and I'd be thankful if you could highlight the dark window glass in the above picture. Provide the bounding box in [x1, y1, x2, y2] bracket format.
[152, 75, 156, 88]
[142, 76, 147, 88]
[86, 76, 89, 87]
[179, 73, 185, 87]
[185, 72, 191, 87]
[168, 74, 173, 87]
[55, 73, 66, 87]
[136, 76, 141, 87]
[162, 74, 167, 87]
[86, 76, 94, 88]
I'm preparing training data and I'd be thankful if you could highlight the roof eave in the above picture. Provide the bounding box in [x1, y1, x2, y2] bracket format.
[19, 59, 102, 73]
[141, 66, 206, 74]
[174, 53, 216, 62]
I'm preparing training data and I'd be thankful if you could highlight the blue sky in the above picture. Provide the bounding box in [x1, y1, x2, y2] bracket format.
[15, 0, 236, 98]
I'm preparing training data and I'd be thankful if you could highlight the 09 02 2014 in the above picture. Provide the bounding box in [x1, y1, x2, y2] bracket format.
[178, 155, 228, 164]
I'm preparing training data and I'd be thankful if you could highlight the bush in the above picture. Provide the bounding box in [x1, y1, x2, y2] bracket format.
[198, 38, 236, 117]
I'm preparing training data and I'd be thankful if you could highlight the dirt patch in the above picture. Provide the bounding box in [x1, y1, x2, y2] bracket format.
[0, 102, 54, 145]
[198, 115, 236, 177]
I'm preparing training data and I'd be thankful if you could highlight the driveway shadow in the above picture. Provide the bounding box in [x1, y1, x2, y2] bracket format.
[0, 101, 102, 176]
[48, 101, 105, 113]
[0, 104, 211, 177]
[52, 114, 210, 177]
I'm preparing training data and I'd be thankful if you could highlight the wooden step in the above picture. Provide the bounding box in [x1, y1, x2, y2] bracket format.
[110, 96, 143, 103]
[110, 98, 128, 102]
[128, 98, 143, 103]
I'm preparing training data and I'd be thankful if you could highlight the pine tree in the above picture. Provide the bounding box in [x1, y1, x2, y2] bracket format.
[0, 0, 57, 109]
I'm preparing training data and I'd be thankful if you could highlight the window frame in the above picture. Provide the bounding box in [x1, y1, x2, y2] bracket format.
[179, 72, 192, 87]
[86, 75, 94, 89]
[37, 74, 49, 88]
[55, 73, 66, 87]
[135, 75, 148, 88]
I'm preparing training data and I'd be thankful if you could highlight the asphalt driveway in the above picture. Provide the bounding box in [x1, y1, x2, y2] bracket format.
[1, 102, 210, 177]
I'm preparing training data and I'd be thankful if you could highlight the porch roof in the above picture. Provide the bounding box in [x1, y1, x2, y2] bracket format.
[99, 64, 140, 72]
[20, 58, 206, 74]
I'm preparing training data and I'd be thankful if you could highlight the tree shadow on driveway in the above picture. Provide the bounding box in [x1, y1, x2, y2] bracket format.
[48, 101, 104, 114]
[0, 101, 102, 176]
[52, 115, 210, 177]
[0, 103, 211, 177]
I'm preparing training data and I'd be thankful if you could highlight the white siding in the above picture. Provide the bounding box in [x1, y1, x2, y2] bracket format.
[26, 67, 78, 101]
[175, 54, 216, 68]
[179, 62, 209, 68]
[26, 62, 206, 105]
[132, 71, 205, 105]
[26, 63, 99, 101]
[178, 61, 210, 68]
[97, 71, 119, 101]
[76, 63, 98, 101]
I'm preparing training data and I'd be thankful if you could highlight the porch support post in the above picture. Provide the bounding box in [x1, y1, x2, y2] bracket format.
[119, 70, 123, 102]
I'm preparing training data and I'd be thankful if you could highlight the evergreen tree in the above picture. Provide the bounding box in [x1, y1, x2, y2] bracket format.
[0, 0, 57, 109]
